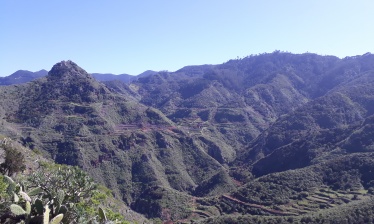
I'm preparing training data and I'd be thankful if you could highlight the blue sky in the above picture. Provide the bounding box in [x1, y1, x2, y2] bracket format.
[1, 1, 373, 76]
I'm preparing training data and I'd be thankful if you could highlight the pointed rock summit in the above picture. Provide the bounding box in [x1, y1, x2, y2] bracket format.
[42, 60, 110, 103]
[48, 60, 92, 80]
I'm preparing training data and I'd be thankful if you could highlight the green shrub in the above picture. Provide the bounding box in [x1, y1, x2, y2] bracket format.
[0, 144, 26, 176]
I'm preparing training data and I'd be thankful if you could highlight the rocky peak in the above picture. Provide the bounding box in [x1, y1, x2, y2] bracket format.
[42, 60, 110, 103]
[48, 60, 91, 80]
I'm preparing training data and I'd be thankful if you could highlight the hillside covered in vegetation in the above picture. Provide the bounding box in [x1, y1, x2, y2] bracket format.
[1, 52, 374, 223]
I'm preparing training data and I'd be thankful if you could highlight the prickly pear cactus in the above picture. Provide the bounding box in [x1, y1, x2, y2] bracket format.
[27, 186, 43, 196]
[34, 198, 44, 215]
[56, 189, 65, 206]
[10, 204, 27, 215]
[98, 207, 107, 222]
[49, 214, 64, 224]
[25, 201, 31, 214]
[3, 175, 16, 194]
[20, 191, 31, 202]
[43, 205, 50, 224]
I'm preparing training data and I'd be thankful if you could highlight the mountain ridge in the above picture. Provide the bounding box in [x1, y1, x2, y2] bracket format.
[1, 52, 374, 222]
[1, 66, 157, 85]
[0, 69, 48, 85]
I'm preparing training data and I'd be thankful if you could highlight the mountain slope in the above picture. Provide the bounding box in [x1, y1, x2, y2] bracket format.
[1, 53, 374, 222]
[237, 56, 374, 176]
[0, 60, 236, 221]
[131, 52, 374, 221]
[132, 53, 371, 167]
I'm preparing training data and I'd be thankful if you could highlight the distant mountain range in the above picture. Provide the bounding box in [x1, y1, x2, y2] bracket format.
[0, 69, 157, 85]
[0, 69, 48, 85]
[1, 52, 374, 223]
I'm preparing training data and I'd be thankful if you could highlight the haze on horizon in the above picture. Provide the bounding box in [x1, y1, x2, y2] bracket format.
[1, 0, 373, 76]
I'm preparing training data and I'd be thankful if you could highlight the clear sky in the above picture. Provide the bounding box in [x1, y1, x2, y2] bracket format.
[1, 1, 373, 76]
